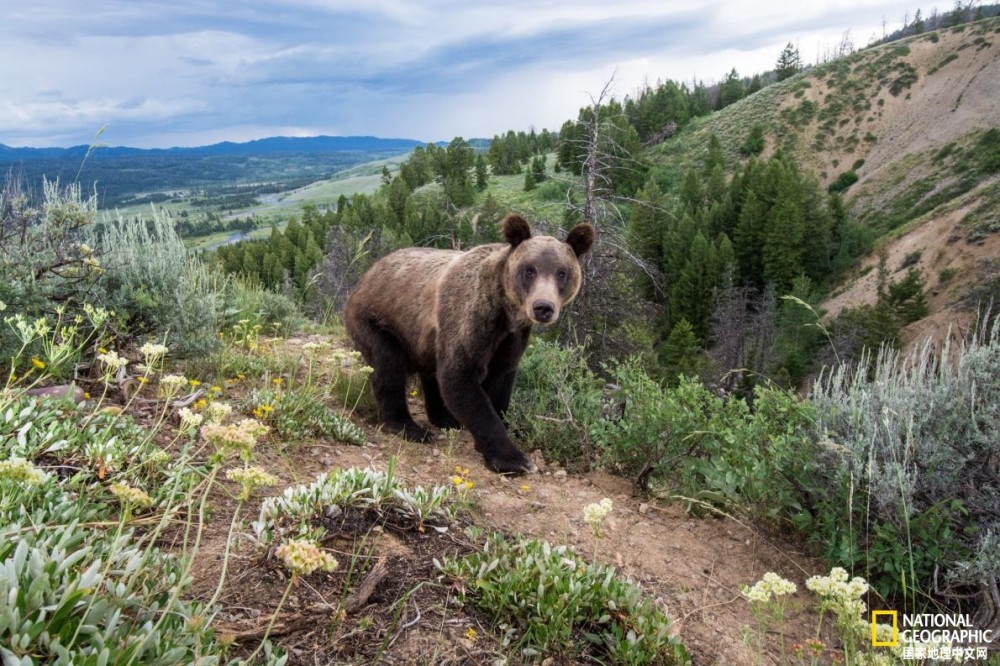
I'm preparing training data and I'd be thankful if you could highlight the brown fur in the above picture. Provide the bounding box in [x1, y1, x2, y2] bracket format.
[344, 214, 595, 473]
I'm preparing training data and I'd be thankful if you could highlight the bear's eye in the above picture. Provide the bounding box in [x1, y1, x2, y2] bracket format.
[524, 266, 536, 279]
[556, 269, 567, 283]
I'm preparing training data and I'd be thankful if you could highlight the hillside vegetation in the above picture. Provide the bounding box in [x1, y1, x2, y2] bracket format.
[3, 12, 1000, 666]
[648, 17, 1000, 345]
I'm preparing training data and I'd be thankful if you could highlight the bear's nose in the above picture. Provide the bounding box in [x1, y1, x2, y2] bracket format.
[532, 300, 555, 323]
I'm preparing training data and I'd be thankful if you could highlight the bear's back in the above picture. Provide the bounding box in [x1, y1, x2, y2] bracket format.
[346, 243, 507, 370]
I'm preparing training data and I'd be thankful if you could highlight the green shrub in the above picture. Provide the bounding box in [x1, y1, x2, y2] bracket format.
[827, 170, 859, 193]
[227, 277, 306, 335]
[249, 385, 365, 444]
[535, 179, 569, 202]
[506, 340, 602, 468]
[440, 535, 688, 664]
[739, 124, 766, 156]
[938, 267, 958, 283]
[590, 365, 711, 482]
[972, 128, 1000, 174]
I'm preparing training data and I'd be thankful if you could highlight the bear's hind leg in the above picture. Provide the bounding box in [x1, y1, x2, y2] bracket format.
[421, 374, 461, 429]
[364, 326, 433, 443]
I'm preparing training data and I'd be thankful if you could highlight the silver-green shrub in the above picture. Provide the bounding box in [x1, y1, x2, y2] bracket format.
[95, 210, 226, 357]
[810, 321, 1000, 614]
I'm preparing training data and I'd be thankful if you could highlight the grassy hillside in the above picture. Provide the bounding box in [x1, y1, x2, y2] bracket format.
[647, 16, 1000, 344]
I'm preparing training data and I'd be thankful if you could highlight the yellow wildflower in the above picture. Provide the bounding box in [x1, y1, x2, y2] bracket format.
[31, 357, 46, 369]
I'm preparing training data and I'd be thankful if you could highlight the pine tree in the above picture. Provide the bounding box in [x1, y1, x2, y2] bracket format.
[475, 154, 488, 190]
[775, 42, 802, 81]
[717, 69, 745, 109]
[670, 232, 717, 339]
[659, 318, 702, 385]
[630, 178, 668, 262]
[523, 169, 536, 191]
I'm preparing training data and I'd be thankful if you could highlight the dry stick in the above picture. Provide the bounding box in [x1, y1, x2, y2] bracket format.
[344, 556, 389, 614]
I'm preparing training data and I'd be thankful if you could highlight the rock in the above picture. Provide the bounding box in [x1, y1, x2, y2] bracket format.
[553, 469, 568, 482]
[25, 384, 85, 404]
[639, 502, 650, 515]
[529, 449, 548, 472]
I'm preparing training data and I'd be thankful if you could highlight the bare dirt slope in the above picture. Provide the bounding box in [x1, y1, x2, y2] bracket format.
[192, 335, 829, 665]
[823, 182, 1000, 345]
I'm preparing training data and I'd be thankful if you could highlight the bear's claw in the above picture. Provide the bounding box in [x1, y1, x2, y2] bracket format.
[485, 451, 537, 476]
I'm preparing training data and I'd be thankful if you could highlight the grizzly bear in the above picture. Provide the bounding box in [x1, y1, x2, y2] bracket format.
[344, 214, 595, 474]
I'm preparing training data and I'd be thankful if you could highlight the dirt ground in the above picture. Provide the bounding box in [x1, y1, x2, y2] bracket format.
[176, 336, 836, 666]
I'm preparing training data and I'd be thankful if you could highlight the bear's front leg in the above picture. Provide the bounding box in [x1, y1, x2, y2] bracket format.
[439, 364, 534, 475]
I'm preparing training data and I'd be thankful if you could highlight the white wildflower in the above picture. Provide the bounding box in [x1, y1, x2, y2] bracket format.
[179, 407, 203, 429]
[205, 401, 233, 424]
[140, 342, 169, 362]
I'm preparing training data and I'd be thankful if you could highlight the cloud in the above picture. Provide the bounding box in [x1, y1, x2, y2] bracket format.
[0, 0, 925, 147]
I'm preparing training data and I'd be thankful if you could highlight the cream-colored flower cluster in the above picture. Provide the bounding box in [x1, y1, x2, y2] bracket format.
[805, 567, 869, 617]
[275, 539, 339, 576]
[0, 457, 48, 486]
[139, 342, 169, 362]
[205, 401, 233, 425]
[742, 572, 798, 604]
[178, 407, 203, 429]
[227, 466, 279, 501]
[805, 566, 869, 599]
[583, 497, 613, 532]
[159, 373, 188, 397]
[331, 349, 363, 365]
[109, 482, 153, 508]
[201, 418, 270, 460]
[98, 350, 129, 373]
[301, 341, 330, 355]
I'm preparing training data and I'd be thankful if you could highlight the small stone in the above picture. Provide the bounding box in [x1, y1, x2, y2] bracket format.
[553, 469, 568, 482]
[639, 502, 650, 515]
[431, 448, 440, 456]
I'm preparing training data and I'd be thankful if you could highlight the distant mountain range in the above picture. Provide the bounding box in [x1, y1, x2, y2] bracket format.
[0, 135, 428, 161]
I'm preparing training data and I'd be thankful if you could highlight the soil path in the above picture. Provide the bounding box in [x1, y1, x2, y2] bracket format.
[193, 335, 830, 665]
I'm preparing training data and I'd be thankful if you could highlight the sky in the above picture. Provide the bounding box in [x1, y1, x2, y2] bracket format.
[0, 0, 929, 148]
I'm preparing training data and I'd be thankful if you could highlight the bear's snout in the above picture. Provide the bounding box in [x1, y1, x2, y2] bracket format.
[531, 300, 556, 324]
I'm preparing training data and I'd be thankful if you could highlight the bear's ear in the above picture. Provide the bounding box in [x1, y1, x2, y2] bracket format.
[565, 223, 596, 257]
[501, 214, 532, 248]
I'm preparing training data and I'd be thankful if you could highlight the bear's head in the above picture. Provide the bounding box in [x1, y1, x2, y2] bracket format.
[500, 214, 595, 326]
